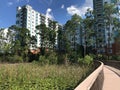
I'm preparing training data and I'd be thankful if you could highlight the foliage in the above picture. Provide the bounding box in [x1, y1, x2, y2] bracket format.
[57, 26, 64, 52]
[0, 63, 93, 90]
[78, 58, 84, 65]
[8, 55, 23, 63]
[36, 22, 57, 51]
[83, 9, 95, 55]
[9, 26, 31, 61]
[36, 24, 50, 49]
[0, 28, 15, 54]
[103, 2, 119, 57]
[64, 14, 82, 52]
[0, 54, 23, 63]
[38, 55, 49, 65]
[97, 54, 103, 60]
[57, 53, 66, 64]
[112, 55, 120, 61]
[47, 52, 58, 64]
[38, 52, 58, 65]
[78, 55, 93, 65]
[63, 14, 84, 62]
[68, 51, 78, 63]
[84, 55, 93, 65]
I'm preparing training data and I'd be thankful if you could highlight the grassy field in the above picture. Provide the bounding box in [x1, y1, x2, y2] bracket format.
[0, 63, 93, 90]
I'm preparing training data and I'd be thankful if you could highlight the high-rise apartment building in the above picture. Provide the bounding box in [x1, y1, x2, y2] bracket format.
[16, 5, 59, 49]
[93, 0, 120, 54]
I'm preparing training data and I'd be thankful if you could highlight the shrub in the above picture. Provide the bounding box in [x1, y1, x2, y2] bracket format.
[89, 54, 96, 60]
[39, 55, 49, 65]
[84, 55, 93, 65]
[77, 58, 84, 65]
[112, 55, 120, 61]
[116, 56, 120, 61]
[38, 52, 58, 65]
[8, 55, 23, 63]
[47, 53, 58, 64]
[57, 54, 66, 64]
[97, 54, 103, 60]
[68, 51, 78, 63]
[0, 55, 23, 63]
[78, 55, 93, 65]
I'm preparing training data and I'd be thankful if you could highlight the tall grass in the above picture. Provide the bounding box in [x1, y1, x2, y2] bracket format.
[0, 63, 93, 90]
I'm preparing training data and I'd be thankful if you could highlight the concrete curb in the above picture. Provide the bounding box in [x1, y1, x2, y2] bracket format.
[75, 61, 104, 90]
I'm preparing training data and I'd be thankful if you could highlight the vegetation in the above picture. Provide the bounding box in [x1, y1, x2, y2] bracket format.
[103, 2, 119, 59]
[0, 63, 93, 90]
[83, 9, 95, 55]
[0, 1, 119, 89]
[78, 55, 93, 65]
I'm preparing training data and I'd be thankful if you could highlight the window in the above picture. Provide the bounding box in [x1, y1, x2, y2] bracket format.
[16, 21, 19, 24]
[109, 49, 112, 53]
[97, 14, 102, 17]
[16, 14, 20, 17]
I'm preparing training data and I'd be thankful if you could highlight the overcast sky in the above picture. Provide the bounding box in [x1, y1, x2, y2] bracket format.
[0, 0, 93, 28]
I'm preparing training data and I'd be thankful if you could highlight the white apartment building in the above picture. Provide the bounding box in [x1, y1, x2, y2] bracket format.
[16, 5, 59, 49]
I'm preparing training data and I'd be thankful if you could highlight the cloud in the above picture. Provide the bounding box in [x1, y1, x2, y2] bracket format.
[67, 5, 81, 16]
[46, 8, 54, 20]
[61, 4, 65, 9]
[67, 0, 93, 17]
[7, 2, 13, 6]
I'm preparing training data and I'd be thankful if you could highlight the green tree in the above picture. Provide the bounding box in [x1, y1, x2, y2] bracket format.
[30, 36, 37, 49]
[36, 24, 49, 55]
[48, 21, 57, 49]
[10, 25, 31, 61]
[83, 9, 95, 56]
[57, 25, 64, 52]
[104, 2, 119, 59]
[64, 14, 82, 63]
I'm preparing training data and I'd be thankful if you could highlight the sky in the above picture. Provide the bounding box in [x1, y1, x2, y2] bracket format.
[0, 0, 93, 28]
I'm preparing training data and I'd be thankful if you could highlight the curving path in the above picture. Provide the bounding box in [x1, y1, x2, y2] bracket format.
[102, 65, 120, 90]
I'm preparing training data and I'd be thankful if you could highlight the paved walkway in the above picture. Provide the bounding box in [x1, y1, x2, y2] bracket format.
[105, 66, 120, 76]
[102, 65, 120, 90]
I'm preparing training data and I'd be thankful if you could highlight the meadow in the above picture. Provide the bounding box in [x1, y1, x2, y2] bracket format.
[0, 63, 93, 90]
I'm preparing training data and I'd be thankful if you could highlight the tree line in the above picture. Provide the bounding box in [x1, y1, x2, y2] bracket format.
[0, 2, 120, 64]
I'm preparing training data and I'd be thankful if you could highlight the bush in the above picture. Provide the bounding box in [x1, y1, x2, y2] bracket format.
[57, 54, 66, 64]
[39, 55, 49, 65]
[84, 55, 93, 65]
[8, 55, 23, 63]
[47, 53, 58, 64]
[116, 56, 120, 61]
[0, 55, 23, 63]
[68, 51, 78, 63]
[78, 55, 93, 65]
[77, 58, 84, 65]
[97, 54, 103, 60]
[38, 52, 58, 65]
[112, 55, 120, 61]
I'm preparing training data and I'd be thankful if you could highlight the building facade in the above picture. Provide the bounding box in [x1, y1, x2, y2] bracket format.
[16, 5, 59, 49]
[93, 0, 120, 54]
